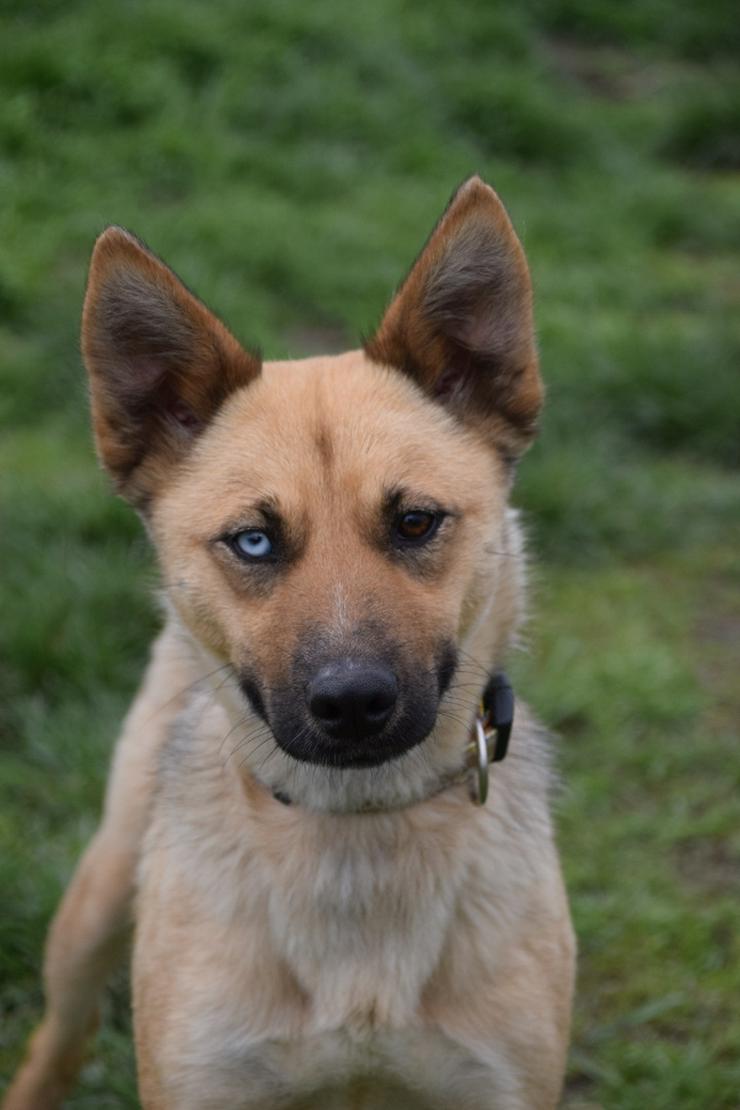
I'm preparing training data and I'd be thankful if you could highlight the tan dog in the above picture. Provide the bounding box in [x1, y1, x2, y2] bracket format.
[4, 177, 575, 1110]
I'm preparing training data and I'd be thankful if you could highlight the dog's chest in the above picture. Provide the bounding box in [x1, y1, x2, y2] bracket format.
[154, 797, 485, 1105]
[261, 815, 466, 1027]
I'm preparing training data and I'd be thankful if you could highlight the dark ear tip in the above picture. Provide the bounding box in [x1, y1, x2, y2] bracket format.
[90, 226, 153, 271]
[95, 225, 136, 248]
[453, 175, 508, 216]
[458, 173, 487, 192]
[457, 173, 494, 197]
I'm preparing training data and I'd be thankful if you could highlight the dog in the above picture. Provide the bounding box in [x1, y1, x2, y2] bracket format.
[4, 176, 575, 1109]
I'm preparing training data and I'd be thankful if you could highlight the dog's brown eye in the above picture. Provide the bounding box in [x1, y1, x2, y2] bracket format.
[395, 510, 439, 544]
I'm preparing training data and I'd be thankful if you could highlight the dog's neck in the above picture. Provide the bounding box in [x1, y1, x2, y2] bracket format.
[180, 644, 514, 817]
[252, 668, 513, 814]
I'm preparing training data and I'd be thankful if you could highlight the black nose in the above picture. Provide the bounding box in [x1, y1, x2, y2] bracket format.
[308, 661, 398, 740]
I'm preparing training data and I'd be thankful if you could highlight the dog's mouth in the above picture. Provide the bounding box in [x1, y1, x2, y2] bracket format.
[238, 646, 456, 770]
[269, 714, 437, 769]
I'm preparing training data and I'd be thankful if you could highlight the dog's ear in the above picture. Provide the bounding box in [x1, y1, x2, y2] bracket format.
[365, 176, 542, 458]
[82, 227, 261, 506]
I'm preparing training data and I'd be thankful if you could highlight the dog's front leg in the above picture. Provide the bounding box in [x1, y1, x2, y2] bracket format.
[2, 625, 194, 1110]
[2, 828, 137, 1110]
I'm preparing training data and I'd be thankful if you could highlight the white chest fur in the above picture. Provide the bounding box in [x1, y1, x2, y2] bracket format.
[262, 806, 470, 1029]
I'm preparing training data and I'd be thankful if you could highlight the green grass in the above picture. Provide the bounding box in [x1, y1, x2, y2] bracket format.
[1, 1, 739, 1105]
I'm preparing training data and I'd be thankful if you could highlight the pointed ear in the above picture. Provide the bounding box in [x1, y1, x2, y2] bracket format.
[82, 227, 261, 506]
[365, 177, 542, 458]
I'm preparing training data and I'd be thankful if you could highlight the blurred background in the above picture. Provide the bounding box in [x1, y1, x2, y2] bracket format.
[1, 1, 738, 1105]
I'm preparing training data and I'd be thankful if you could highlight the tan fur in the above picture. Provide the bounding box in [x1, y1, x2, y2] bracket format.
[4, 178, 575, 1110]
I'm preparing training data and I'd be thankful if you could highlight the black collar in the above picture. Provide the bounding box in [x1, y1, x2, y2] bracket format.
[480, 671, 515, 763]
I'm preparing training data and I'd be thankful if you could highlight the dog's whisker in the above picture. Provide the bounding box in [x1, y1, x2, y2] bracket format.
[225, 724, 273, 767]
[140, 661, 236, 726]
[217, 712, 256, 758]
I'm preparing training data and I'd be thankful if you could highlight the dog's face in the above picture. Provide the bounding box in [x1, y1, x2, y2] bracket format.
[82, 177, 541, 774]
[151, 354, 508, 768]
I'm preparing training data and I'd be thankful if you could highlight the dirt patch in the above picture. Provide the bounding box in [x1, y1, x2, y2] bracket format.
[545, 38, 683, 101]
[694, 570, 740, 731]
[695, 610, 740, 650]
[675, 838, 740, 895]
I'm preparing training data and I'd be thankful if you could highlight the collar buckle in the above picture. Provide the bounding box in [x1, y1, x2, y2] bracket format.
[467, 716, 492, 805]
[465, 672, 515, 806]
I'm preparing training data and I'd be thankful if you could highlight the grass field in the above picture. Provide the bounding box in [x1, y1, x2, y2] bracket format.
[1, 1, 739, 1105]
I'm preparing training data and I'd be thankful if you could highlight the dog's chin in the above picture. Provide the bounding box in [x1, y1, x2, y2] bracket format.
[271, 716, 437, 770]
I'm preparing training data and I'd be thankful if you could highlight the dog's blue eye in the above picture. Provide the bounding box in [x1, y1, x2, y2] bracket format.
[232, 530, 273, 560]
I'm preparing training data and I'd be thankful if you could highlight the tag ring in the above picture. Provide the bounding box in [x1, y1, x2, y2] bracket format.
[468, 717, 490, 806]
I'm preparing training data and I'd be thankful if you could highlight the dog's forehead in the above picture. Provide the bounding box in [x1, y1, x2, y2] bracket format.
[191, 349, 499, 510]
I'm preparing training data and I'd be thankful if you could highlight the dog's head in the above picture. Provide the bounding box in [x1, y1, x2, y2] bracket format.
[82, 178, 541, 787]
